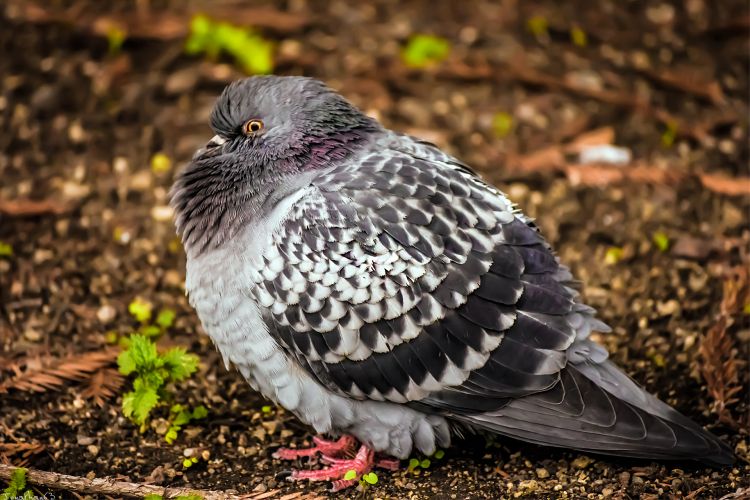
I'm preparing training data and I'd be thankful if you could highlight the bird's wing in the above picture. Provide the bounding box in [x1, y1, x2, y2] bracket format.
[252, 140, 589, 405]
[250, 136, 733, 464]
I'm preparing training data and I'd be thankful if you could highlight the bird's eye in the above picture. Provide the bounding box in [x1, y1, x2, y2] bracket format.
[244, 119, 264, 135]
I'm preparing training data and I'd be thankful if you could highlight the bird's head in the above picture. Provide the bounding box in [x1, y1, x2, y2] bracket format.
[170, 76, 378, 256]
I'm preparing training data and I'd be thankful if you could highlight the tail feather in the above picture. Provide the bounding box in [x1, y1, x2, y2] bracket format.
[455, 364, 734, 466]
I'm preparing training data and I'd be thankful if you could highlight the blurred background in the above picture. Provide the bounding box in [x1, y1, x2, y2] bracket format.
[1, 1, 748, 498]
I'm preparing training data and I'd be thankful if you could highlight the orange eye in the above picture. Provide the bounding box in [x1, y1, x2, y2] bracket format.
[244, 119, 264, 134]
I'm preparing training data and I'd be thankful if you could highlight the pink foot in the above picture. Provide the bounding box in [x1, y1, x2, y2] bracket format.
[273, 435, 401, 491]
[273, 435, 356, 460]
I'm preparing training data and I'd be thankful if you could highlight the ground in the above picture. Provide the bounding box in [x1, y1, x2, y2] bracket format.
[1, 0, 749, 499]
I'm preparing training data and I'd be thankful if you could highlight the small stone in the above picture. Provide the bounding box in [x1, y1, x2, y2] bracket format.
[572, 455, 592, 469]
[87, 445, 99, 457]
[97, 304, 116, 323]
[602, 487, 614, 497]
[536, 468, 550, 479]
[23, 324, 43, 342]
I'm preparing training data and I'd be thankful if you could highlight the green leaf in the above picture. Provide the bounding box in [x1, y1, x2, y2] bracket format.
[652, 231, 670, 252]
[526, 16, 549, 38]
[151, 153, 172, 174]
[122, 378, 160, 424]
[126, 334, 160, 370]
[343, 469, 357, 481]
[21, 491, 34, 500]
[175, 495, 203, 500]
[192, 405, 208, 420]
[604, 246, 623, 265]
[156, 309, 176, 328]
[172, 409, 194, 427]
[401, 34, 451, 69]
[363, 472, 378, 485]
[106, 26, 126, 55]
[570, 26, 587, 47]
[139, 324, 162, 338]
[261, 405, 272, 413]
[1, 468, 27, 499]
[492, 112, 514, 138]
[434, 449, 445, 459]
[162, 347, 200, 381]
[420, 458, 431, 469]
[144, 495, 164, 500]
[661, 121, 678, 148]
[128, 297, 153, 323]
[183, 458, 194, 468]
[0, 241, 13, 258]
[408, 458, 420, 470]
[117, 349, 137, 376]
[165, 427, 179, 444]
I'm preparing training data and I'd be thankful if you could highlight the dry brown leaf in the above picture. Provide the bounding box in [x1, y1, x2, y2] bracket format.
[698, 266, 749, 428]
[564, 127, 615, 154]
[0, 349, 118, 394]
[80, 368, 125, 407]
[0, 198, 71, 216]
[10, 0, 310, 39]
[0, 441, 46, 467]
[699, 173, 750, 197]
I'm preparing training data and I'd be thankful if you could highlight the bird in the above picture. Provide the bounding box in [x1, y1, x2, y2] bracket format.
[170, 75, 733, 490]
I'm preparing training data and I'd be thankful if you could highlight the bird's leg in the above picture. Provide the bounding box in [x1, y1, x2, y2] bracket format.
[273, 434, 357, 460]
[276, 437, 402, 491]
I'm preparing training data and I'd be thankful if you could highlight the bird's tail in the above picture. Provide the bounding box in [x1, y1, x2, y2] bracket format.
[455, 361, 734, 466]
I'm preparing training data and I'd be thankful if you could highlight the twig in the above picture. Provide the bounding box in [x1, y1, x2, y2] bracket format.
[0, 464, 239, 499]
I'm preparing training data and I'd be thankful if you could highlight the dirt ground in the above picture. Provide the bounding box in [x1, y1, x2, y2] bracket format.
[1, 0, 749, 498]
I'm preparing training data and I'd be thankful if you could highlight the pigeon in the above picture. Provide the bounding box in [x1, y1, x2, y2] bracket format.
[170, 75, 733, 488]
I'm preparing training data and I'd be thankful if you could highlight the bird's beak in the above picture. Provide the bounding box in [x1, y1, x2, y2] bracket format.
[206, 135, 226, 149]
[192, 135, 227, 160]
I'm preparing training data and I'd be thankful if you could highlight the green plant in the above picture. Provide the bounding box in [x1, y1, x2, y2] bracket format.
[1, 468, 33, 500]
[117, 334, 200, 429]
[652, 231, 670, 252]
[343, 469, 378, 487]
[401, 34, 451, 68]
[165, 404, 208, 444]
[106, 25, 126, 55]
[185, 14, 273, 75]
[0, 241, 12, 258]
[492, 112, 514, 138]
[661, 121, 678, 148]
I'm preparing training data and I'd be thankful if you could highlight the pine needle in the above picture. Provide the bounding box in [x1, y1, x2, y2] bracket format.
[80, 368, 125, 407]
[698, 265, 748, 429]
[0, 349, 119, 394]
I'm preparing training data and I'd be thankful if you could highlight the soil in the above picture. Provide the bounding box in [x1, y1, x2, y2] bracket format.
[1, 0, 749, 499]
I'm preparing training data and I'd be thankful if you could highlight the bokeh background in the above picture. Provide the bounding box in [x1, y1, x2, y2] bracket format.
[1, 1, 748, 498]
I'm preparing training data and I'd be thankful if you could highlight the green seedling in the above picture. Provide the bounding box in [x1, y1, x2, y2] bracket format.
[661, 121, 678, 148]
[261, 405, 272, 414]
[570, 26, 587, 47]
[604, 246, 623, 265]
[118, 334, 200, 429]
[492, 112, 514, 138]
[0, 241, 13, 258]
[165, 404, 208, 444]
[344, 469, 357, 481]
[106, 26, 126, 55]
[1, 468, 32, 500]
[401, 34, 451, 69]
[362, 472, 378, 485]
[182, 456, 199, 469]
[151, 152, 172, 174]
[526, 16, 549, 39]
[185, 14, 274, 75]
[652, 231, 670, 252]
[128, 297, 153, 323]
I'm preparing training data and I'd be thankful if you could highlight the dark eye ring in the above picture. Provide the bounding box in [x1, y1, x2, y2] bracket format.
[244, 119, 264, 135]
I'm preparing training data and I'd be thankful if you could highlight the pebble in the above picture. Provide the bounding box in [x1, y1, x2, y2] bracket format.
[536, 468, 550, 479]
[97, 304, 116, 323]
